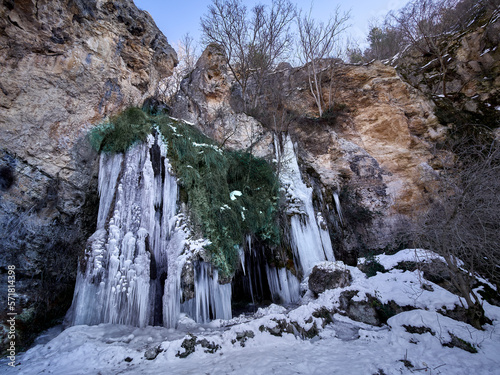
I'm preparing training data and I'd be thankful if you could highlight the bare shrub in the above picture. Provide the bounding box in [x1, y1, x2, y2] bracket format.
[414, 136, 500, 328]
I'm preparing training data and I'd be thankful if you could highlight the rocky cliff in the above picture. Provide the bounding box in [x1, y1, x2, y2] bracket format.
[172, 46, 445, 261]
[0, 0, 176, 349]
[394, 6, 499, 136]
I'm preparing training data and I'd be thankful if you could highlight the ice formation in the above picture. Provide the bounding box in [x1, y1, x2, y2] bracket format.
[70, 134, 230, 328]
[237, 235, 299, 306]
[333, 192, 344, 227]
[265, 266, 300, 304]
[182, 262, 232, 323]
[275, 135, 335, 274]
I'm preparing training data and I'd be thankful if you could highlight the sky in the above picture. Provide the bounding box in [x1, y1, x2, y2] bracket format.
[133, 0, 408, 53]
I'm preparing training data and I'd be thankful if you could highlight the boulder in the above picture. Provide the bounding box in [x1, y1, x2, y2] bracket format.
[308, 261, 352, 296]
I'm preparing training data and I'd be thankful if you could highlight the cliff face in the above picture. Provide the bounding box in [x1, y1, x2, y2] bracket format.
[394, 7, 500, 133]
[172, 49, 444, 259]
[0, 0, 176, 349]
[172, 44, 274, 158]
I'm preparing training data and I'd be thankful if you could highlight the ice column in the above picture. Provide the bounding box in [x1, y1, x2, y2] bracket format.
[70, 134, 185, 328]
[333, 192, 344, 227]
[182, 262, 232, 323]
[265, 265, 300, 304]
[275, 135, 335, 274]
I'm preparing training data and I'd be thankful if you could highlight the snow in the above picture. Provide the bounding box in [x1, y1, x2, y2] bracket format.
[373, 248, 443, 270]
[229, 190, 242, 200]
[7, 249, 500, 375]
[421, 58, 438, 69]
[480, 48, 491, 56]
[168, 116, 195, 126]
[192, 142, 223, 154]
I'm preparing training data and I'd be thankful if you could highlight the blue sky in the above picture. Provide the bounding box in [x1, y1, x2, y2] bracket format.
[133, 0, 407, 52]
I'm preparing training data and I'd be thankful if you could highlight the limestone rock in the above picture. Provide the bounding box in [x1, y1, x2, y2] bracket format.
[0, 0, 177, 179]
[394, 8, 500, 127]
[308, 262, 352, 296]
[172, 44, 274, 158]
[0, 0, 176, 348]
[339, 290, 382, 327]
[181, 261, 195, 302]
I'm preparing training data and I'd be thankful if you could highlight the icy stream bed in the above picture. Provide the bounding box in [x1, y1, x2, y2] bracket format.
[4, 250, 500, 375]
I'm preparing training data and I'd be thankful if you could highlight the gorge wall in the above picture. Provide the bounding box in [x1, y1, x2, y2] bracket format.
[394, 6, 499, 135]
[2, 0, 498, 354]
[0, 0, 177, 349]
[172, 45, 446, 261]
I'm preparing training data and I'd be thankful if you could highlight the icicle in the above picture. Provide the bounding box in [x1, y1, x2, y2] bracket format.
[70, 134, 189, 329]
[265, 265, 300, 304]
[183, 262, 232, 323]
[333, 192, 344, 227]
[245, 235, 255, 303]
[276, 135, 335, 275]
[97, 153, 123, 229]
[239, 246, 246, 276]
[162, 228, 187, 328]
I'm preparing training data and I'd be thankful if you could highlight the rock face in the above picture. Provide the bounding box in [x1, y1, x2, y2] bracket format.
[173, 48, 443, 258]
[0, 0, 176, 349]
[286, 61, 444, 255]
[308, 262, 352, 296]
[395, 6, 499, 130]
[172, 44, 273, 158]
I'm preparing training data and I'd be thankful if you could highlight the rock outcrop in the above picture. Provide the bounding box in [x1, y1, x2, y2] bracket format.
[308, 262, 352, 296]
[394, 6, 499, 131]
[172, 44, 274, 158]
[172, 49, 443, 258]
[0, 0, 176, 350]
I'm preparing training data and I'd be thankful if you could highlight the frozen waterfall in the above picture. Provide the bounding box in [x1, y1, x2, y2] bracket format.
[69, 134, 230, 328]
[181, 262, 232, 323]
[266, 265, 300, 304]
[275, 135, 335, 274]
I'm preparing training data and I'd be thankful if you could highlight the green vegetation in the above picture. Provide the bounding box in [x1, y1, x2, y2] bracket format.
[89, 108, 151, 153]
[359, 254, 386, 278]
[443, 333, 478, 353]
[88, 108, 280, 277]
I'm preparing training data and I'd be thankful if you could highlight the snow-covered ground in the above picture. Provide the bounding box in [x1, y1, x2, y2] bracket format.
[3, 249, 500, 375]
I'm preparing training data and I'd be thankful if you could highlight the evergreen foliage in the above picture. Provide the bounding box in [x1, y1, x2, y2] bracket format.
[360, 254, 386, 278]
[88, 108, 280, 277]
[88, 108, 151, 153]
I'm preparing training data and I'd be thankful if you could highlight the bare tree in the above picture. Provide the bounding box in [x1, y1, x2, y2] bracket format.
[200, 0, 295, 111]
[248, 0, 295, 108]
[363, 20, 403, 61]
[414, 136, 500, 328]
[159, 33, 198, 105]
[391, 0, 458, 96]
[296, 5, 350, 117]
